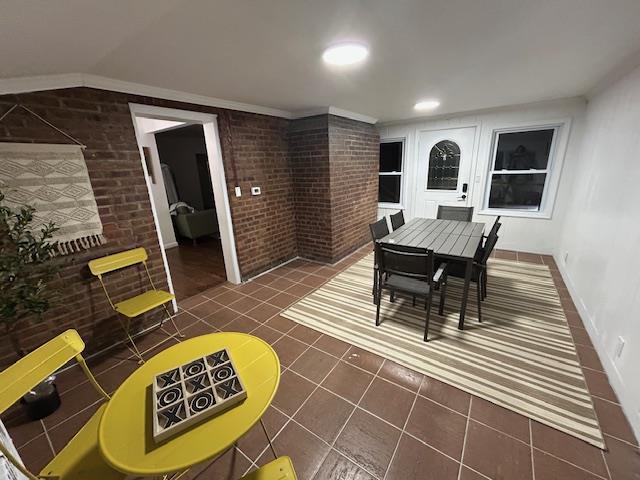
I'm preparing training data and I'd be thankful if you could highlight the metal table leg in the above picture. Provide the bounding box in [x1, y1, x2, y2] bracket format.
[260, 418, 277, 459]
[458, 259, 473, 330]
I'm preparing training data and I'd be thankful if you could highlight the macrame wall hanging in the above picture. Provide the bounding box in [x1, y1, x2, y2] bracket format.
[0, 104, 106, 255]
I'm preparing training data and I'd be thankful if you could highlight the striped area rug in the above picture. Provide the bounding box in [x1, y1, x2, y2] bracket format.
[282, 254, 605, 448]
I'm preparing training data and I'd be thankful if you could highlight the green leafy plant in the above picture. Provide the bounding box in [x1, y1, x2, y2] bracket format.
[0, 190, 60, 357]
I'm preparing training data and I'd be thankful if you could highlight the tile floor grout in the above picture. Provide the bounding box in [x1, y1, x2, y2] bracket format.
[382, 375, 423, 480]
[456, 397, 473, 480]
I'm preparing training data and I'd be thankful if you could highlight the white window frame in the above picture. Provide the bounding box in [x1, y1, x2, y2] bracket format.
[378, 137, 406, 208]
[480, 119, 571, 219]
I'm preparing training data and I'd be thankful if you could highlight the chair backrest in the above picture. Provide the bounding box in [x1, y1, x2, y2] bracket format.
[389, 210, 405, 231]
[0, 330, 97, 415]
[0, 330, 109, 480]
[88, 247, 148, 277]
[437, 205, 474, 222]
[376, 243, 434, 284]
[369, 218, 390, 242]
[488, 216, 502, 237]
[480, 232, 499, 266]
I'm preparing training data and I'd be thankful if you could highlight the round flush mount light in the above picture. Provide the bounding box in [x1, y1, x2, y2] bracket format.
[322, 43, 369, 66]
[414, 100, 441, 111]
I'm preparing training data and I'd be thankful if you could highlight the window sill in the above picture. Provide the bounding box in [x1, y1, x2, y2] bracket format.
[378, 202, 404, 210]
[478, 208, 552, 219]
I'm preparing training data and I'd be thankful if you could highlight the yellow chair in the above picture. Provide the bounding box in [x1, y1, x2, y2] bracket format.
[0, 329, 124, 480]
[88, 247, 183, 363]
[240, 457, 297, 480]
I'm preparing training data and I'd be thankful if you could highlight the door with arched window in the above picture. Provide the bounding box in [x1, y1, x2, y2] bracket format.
[414, 127, 476, 219]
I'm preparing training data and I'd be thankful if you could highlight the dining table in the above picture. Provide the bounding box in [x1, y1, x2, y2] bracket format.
[379, 217, 485, 329]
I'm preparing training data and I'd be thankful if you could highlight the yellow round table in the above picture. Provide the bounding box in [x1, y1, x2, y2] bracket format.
[98, 332, 280, 477]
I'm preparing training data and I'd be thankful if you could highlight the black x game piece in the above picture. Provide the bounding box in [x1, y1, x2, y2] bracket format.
[160, 403, 184, 428]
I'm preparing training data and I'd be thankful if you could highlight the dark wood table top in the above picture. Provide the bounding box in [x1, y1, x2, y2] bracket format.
[380, 217, 485, 260]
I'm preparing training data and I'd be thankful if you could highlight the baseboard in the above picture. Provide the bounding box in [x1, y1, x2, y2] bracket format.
[554, 254, 640, 444]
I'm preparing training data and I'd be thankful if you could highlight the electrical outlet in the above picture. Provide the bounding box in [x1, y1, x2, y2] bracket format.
[615, 336, 625, 359]
[251, 186, 261, 196]
[234, 186, 241, 197]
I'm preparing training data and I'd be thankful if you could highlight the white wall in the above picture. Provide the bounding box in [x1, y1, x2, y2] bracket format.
[136, 125, 178, 249]
[556, 65, 640, 442]
[377, 98, 586, 254]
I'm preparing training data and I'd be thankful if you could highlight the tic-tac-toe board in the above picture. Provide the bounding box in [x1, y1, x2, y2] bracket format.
[152, 348, 247, 443]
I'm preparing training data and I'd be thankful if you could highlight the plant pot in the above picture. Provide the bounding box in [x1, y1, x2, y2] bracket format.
[20, 377, 61, 420]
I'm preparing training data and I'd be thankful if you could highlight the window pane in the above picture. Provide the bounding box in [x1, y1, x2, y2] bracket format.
[488, 173, 547, 210]
[428, 140, 460, 190]
[379, 175, 401, 203]
[380, 142, 403, 172]
[494, 129, 554, 170]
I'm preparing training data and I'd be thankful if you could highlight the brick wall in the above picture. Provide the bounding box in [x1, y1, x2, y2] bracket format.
[289, 115, 379, 263]
[0, 88, 297, 364]
[289, 116, 332, 261]
[0, 88, 378, 363]
[328, 115, 380, 261]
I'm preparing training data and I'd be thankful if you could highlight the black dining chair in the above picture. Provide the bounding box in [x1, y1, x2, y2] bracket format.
[441, 231, 499, 323]
[374, 243, 448, 342]
[369, 219, 390, 303]
[390, 210, 405, 231]
[437, 205, 474, 222]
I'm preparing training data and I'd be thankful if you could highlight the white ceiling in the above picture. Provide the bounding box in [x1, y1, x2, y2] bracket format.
[2, 0, 640, 122]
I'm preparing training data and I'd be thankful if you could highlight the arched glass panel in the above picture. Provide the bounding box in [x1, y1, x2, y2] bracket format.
[427, 140, 460, 190]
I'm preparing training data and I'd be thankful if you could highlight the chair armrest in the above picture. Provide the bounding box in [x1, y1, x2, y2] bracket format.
[433, 263, 447, 284]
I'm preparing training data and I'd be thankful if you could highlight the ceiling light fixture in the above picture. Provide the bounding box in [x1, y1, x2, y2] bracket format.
[414, 100, 441, 111]
[322, 43, 369, 66]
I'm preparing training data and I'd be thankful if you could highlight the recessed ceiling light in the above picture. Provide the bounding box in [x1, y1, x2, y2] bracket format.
[322, 43, 369, 66]
[414, 100, 441, 111]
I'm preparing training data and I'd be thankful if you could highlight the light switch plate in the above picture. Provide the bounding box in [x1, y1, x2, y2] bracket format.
[234, 186, 242, 197]
[251, 186, 261, 195]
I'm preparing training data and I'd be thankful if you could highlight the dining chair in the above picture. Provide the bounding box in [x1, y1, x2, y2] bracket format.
[390, 210, 405, 231]
[437, 205, 474, 222]
[88, 247, 183, 364]
[0, 330, 124, 480]
[369, 219, 390, 303]
[373, 243, 448, 342]
[441, 231, 499, 322]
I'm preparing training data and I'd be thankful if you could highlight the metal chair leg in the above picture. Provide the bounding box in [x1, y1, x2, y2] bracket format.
[477, 280, 482, 323]
[375, 282, 383, 327]
[372, 267, 378, 305]
[162, 304, 185, 339]
[482, 269, 488, 300]
[424, 294, 433, 342]
[260, 418, 278, 459]
[117, 315, 145, 364]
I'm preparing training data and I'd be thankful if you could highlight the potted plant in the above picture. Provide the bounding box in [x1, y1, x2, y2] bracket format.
[0, 190, 62, 419]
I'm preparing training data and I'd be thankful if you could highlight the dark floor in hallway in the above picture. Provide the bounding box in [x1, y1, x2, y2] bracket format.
[165, 236, 227, 300]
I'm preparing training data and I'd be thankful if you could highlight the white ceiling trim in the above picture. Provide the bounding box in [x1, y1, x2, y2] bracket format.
[0, 73, 378, 124]
[291, 106, 378, 124]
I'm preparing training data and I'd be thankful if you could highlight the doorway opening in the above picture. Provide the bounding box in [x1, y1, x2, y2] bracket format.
[129, 104, 241, 305]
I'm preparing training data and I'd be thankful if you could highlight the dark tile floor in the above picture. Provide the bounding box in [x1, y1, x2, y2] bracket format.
[4, 248, 639, 479]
